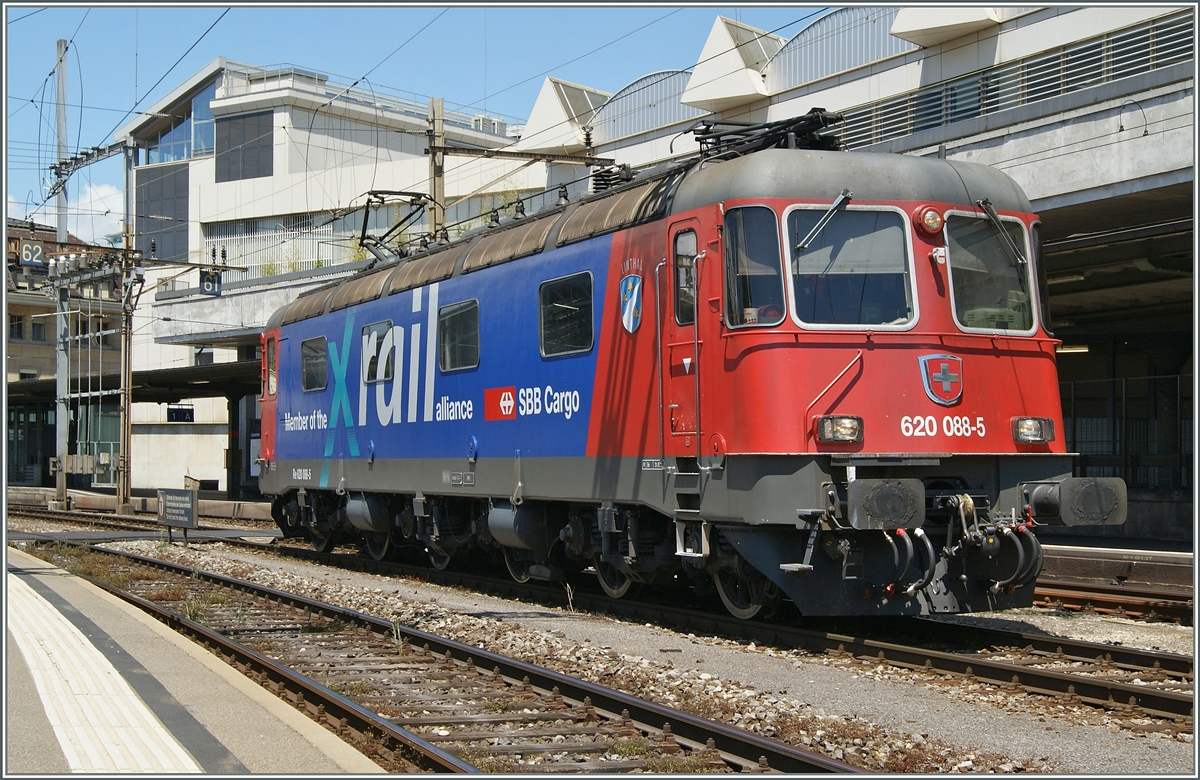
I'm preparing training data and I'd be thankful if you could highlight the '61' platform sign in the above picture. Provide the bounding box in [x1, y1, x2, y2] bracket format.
[199, 269, 222, 296]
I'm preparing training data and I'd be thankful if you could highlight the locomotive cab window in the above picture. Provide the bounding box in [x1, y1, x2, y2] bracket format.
[362, 320, 395, 383]
[438, 300, 479, 372]
[787, 207, 913, 327]
[300, 337, 327, 392]
[945, 213, 1034, 333]
[540, 272, 593, 356]
[724, 206, 785, 327]
[674, 230, 697, 325]
[265, 337, 277, 396]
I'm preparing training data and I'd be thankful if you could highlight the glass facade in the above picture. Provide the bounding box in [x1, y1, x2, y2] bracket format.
[146, 81, 216, 164]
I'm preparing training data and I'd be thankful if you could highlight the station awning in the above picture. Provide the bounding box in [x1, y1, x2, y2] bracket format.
[6, 359, 261, 405]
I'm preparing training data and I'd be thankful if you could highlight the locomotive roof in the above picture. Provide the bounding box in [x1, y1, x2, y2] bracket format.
[668, 148, 1032, 216]
[266, 147, 1032, 331]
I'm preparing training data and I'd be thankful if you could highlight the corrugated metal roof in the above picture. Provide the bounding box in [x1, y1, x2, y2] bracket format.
[765, 7, 917, 94]
[592, 71, 707, 145]
[835, 8, 1194, 149]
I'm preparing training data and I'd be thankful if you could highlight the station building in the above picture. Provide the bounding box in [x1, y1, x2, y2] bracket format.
[6, 220, 121, 487]
[6, 6, 1194, 542]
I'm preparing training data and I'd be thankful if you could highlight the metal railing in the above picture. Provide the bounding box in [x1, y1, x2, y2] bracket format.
[1060, 373, 1194, 490]
[838, 9, 1193, 149]
[218, 63, 507, 135]
[202, 216, 337, 283]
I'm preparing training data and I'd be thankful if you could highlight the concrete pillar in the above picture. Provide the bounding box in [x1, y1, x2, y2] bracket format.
[227, 393, 243, 500]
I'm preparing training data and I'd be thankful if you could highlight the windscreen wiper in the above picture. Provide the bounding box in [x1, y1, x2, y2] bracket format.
[976, 198, 1026, 268]
[795, 188, 852, 253]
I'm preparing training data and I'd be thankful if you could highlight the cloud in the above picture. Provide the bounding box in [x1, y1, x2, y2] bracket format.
[67, 183, 125, 245]
[6, 184, 126, 245]
[7, 193, 36, 222]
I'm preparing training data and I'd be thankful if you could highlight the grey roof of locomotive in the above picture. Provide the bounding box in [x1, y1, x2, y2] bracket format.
[265, 147, 1033, 332]
[668, 147, 1032, 215]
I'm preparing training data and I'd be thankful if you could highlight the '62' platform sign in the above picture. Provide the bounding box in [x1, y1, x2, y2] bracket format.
[19, 240, 46, 267]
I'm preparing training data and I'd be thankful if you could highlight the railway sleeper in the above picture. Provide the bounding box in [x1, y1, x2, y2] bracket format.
[424, 725, 612, 741]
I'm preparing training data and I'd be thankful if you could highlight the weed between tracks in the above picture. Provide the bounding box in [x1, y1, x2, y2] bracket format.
[449, 738, 709, 774]
[451, 747, 520, 773]
[482, 697, 522, 713]
[326, 679, 376, 697]
[147, 583, 187, 600]
[44, 545, 159, 590]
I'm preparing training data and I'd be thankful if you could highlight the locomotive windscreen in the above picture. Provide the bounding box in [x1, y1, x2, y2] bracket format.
[945, 214, 1034, 332]
[788, 208, 912, 326]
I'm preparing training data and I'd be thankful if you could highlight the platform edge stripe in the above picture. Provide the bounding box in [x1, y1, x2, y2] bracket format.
[6, 571, 205, 773]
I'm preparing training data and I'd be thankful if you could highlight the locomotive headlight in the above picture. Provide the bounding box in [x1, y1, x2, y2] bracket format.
[816, 415, 863, 443]
[1012, 417, 1055, 443]
[915, 206, 944, 235]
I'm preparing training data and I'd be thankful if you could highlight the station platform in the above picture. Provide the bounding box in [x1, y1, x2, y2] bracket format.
[5, 546, 383, 774]
[6, 486, 273, 522]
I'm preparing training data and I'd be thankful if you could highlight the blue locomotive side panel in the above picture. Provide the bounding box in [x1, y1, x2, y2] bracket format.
[273, 235, 612, 478]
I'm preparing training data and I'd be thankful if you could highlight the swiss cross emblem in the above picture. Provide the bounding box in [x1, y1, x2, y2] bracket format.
[484, 387, 517, 420]
[919, 354, 963, 406]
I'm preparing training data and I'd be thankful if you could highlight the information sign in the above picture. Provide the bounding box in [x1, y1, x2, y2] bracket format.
[157, 488, 198, 529]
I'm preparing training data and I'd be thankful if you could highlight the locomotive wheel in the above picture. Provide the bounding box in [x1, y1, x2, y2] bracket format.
[363, 532, 391, 562]
[713, 558, 775, 620]
[595, 559, 633, 599]
[428, 547, 453, 570]
[308, 521, 337, 554]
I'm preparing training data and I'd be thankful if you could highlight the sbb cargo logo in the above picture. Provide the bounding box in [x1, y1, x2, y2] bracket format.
[485, 387, 517, 421]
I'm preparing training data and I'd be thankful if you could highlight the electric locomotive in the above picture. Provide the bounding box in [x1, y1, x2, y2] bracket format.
[258, 111, 1126, 619]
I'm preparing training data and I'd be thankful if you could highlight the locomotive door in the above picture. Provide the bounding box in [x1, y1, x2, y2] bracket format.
[258, 331, 280, 462]
[664, 222, 701, 447]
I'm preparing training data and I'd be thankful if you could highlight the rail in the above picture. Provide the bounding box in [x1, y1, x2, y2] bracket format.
[34, 540, 862, 774]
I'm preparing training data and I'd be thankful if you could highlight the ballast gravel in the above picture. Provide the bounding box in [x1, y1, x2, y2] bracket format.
[15, 531, 1195, 775]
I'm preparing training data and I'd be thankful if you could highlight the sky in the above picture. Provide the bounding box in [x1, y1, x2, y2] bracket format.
[4, 2, 832, 244]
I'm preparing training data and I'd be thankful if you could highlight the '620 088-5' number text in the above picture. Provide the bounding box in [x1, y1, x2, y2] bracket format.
[901, 415, 985, 437]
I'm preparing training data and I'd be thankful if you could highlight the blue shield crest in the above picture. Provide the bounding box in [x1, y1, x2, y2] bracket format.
[620, 274, 642, 334]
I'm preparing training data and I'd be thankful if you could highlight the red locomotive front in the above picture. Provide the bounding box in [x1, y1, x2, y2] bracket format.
[590, 144, 1126, 617]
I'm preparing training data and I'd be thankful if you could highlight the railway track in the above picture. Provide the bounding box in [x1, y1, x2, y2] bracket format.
[10, 507, 1195, 730]
[11, 505, 1194, 625]
[1033, 580, 1193, 624]
[17, 539, 858, 774]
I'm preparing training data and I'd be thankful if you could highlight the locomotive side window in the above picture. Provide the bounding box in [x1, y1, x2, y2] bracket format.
[300, 337, 327, 392]
[438, 300, 479, 371]
[540, 272, 593, 357]
[945, 214, 1034, 333]
[265, 337, 276, 396]
[788, 208, 913, 327]
[674, 230, 697, 325]
[361, 320, 394, 383]
[724, 206, 785, 327]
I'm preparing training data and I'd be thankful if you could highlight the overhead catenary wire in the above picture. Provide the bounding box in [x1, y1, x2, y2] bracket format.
[25, 7, 232, 215]
[305, 9, 828, 247]
[23, 8, 1176, 264]
[17, 8, 820, 235]
[23, 9, 926, 258]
